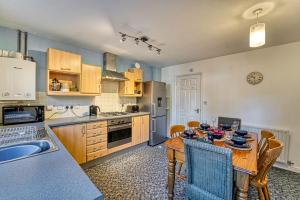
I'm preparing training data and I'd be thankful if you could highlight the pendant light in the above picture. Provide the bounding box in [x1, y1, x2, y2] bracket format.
[249, 8, 265, 48]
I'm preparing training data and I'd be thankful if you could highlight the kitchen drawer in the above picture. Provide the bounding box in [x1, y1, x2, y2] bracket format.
[87, 149, 107, 161]
[86, 135, 107, 145]
[87, 121, 107, 130]
[87, 142, 107, 154]
[86, 127, 107, 138]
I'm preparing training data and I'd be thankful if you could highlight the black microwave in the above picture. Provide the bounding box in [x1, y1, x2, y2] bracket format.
[2, 105, 45, 125]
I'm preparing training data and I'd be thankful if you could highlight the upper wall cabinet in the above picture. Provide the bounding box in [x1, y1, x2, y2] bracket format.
[119, 68, 143, 97]
[81, 64, 102, 94]
[47, 48, 81, 74]
[0, 57, 36, 100]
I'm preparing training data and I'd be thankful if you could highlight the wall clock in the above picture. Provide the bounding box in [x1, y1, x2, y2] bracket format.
[247, 72, 263, 85]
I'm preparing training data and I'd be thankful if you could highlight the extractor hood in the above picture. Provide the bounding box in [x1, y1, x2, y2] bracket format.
[102, 52, 128, 81]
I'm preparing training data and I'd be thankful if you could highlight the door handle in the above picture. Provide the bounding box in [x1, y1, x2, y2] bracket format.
[152, 119, 156, 133]
[194, 108, 200, 114]
[152, 103, 157, 117]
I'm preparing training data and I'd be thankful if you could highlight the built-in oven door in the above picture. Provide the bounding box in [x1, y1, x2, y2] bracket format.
[107, 124, 132, 149]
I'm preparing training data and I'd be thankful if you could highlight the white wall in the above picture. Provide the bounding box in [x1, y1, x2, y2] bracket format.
[162, 41, 300, 171]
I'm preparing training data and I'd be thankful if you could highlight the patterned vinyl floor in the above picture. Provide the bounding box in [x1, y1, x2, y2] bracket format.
[84, 144, 300, 200]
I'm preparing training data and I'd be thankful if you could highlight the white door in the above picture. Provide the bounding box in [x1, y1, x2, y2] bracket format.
[176, 74, 201, 126]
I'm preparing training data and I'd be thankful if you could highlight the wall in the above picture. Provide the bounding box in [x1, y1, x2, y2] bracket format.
[162, 41, 300, 172]
[0, 26, 161, 118]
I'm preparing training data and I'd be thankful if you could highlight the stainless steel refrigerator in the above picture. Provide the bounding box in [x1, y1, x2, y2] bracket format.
[138, 81, 167, 146]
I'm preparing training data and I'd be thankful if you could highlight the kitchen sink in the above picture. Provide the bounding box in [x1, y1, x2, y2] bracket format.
[0, 126, 58, 164]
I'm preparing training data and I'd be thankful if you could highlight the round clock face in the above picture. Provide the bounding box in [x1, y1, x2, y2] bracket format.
[247, 72, 263, 85]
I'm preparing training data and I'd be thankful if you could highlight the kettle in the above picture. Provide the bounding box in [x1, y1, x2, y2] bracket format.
[89, 105, 100, 116]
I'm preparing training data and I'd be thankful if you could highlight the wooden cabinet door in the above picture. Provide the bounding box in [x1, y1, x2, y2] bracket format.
[52, 124, 87, 164]
[48, 48, 81, 73]
[81, 64, 101, 94]
[141, 115, 150, 143]
[132, 116, 141, 145]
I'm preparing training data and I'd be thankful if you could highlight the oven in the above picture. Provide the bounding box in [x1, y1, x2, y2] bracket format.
[107, 117, 132, 149]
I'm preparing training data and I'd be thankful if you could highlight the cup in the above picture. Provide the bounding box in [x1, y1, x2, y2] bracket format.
[8, 51, 15, 57]
[0, 49, 2, 57]
[14, 52, 23, 59]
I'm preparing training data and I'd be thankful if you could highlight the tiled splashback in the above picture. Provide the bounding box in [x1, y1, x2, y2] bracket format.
[0, 81, 137, 121]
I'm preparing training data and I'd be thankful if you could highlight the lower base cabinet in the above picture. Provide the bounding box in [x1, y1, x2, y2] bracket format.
[52, 124, 87, 164]
[52, 121, 108, 164]
[132, 115, 150, 146]
[52, 115, 149, 164]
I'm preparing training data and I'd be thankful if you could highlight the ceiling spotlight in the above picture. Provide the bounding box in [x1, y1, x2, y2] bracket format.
[120, 33, 126, 43]
[148, 45, 153, 51]
[157, 49, 161, 55]
[135, 38, 139, 45]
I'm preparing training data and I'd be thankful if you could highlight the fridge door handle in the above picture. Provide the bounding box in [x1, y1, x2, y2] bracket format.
[152, 118, 157, 133]
[152, 103, 157, 117]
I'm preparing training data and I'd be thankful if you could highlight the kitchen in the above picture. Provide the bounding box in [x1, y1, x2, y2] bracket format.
[0, 26, 167, 199]
[1, 1, 300, 200]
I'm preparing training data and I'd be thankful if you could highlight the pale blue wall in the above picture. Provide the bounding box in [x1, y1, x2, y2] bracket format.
[0, 26, 161, 92]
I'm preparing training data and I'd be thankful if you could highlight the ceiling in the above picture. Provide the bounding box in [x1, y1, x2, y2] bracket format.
[0, 0, 299, 67]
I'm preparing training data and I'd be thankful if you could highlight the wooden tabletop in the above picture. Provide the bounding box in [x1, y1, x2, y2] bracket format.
[165, 132, 258, 175]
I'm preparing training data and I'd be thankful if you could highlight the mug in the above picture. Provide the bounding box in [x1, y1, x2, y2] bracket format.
[8, 51, 15, 57]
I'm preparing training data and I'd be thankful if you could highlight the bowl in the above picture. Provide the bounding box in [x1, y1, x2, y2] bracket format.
[200, 123, 210, 130]
[183, 130, 195, 137]
[219, 124, 231, 130]
[231, 136, 247, 145]
[211, 130, 225, 139]
[235, 130, 248, 136]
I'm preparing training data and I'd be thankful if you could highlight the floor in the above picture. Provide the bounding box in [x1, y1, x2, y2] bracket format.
[84, 144, 300, 200]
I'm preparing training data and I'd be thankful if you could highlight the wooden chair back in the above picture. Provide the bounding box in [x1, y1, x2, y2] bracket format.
[258, 130, 275, 157]
[170, 125, 185, 138]
[255, 139, 284, 183]
[187, 121, 201, 128]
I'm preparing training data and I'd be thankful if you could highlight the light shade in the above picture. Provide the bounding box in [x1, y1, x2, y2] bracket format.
[249, 23, 265, 47]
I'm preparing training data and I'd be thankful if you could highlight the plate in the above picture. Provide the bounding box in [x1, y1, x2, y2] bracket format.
[180, 133, 198, 140]
[225, 141, 252, 151]
[232, 134, 254, 141]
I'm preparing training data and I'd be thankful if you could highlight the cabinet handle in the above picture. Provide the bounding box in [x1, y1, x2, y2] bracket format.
[81, 126, 85, 135]
[13, 67, 23, 70]
[61, 67, 71, 71]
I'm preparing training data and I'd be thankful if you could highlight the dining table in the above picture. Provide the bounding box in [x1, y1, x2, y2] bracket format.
[165, 130, 258, 200]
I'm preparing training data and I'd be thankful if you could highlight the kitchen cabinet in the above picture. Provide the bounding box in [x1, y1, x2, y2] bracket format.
[48, 48, 81, 74]
[128, 68, 143, 82]
[86, 121, 108, 162]
[0, 57, 36, 100]
[119, 71, 143, 97]
[140, 115, 150, 143]
[81, 64, 102, 94]
[132, 115, 150, 145]
[52, 124, 87, 164]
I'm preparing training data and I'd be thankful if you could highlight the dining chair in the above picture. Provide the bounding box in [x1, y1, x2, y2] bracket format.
[258, 130, 275, 157]
[251, 139, 284, 200]
[169, 125, 186, 179]
[187, 121, 201, 129]
[184, 139, 233, 200]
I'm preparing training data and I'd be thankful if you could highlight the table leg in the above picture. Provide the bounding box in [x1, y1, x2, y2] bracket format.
[167, 148, 176, 200]
[236, 171, 250, 200]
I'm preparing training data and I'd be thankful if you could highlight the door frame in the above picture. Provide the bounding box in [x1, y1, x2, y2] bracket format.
[175, 73, 203, 125]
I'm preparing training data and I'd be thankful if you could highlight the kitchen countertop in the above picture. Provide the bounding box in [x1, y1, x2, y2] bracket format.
[46, 112, 150, 127]
[0, 123, 103, 200]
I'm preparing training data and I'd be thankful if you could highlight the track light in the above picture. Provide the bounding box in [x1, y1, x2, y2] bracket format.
[157, 49, 161, 55]
[118, 32, 162, 55]
[120, 34, 126, 43]
[135, 38, 139, 45]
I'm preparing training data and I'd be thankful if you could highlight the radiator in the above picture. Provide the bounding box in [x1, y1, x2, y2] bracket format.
[241, 124, 290, 164]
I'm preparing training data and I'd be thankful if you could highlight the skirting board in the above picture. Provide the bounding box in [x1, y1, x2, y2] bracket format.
[274, 162, 300, 174]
